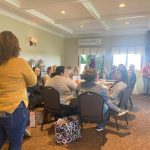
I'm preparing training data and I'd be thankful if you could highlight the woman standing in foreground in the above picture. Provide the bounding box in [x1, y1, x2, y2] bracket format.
[0, 31, 37, 150]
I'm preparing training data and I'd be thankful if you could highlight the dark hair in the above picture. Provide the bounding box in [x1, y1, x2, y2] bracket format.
[117, 64, 126, 72]
[111, 65, 117, 71]
[83, 68, 97, 82]
[32, 67, 37, 72]
[32, 67, 41, 79]
[47, 66, 51, 71]
[118, 68, 128, 84]
[56, 66, 65, 75]
[0, 31, 20, 65]
[89, 58, 96, 69]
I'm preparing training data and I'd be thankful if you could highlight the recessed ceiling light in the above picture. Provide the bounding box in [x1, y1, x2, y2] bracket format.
[60, 10, 66, 14]
[125, 21, 130, 25]
[80, 25, 84, 28]
[119, 3, 127, 8]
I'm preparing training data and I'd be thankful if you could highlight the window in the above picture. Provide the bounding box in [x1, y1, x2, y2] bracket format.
[80, 55, 87, 74]
[113, 54, 141, 70]
[127, 54, 141, 70]
[80, 54, 104, 73]
[113, 54, 126, 67]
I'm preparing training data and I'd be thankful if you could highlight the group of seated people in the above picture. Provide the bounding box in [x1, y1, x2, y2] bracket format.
[109, 64, 136, 88]
[27, 63, 134, 131]
[27, 65, 80, 108]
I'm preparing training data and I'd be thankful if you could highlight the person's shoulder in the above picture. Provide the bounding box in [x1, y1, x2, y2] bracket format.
[45, 78, 52, 86]
[63, 76, 73, 81]
[120, 81, 127, 87]
[14, 57, 28, 64]
[143, 65, 148, 69]
[9, 57, 28, 66]
[44, 74, 49, 78]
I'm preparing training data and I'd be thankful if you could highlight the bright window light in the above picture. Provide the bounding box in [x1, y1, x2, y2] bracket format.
[80, 55, 87, 74]
[113, 54, 126, 66]
[80, 64, 86, 74]
[127, 54, 141, 70]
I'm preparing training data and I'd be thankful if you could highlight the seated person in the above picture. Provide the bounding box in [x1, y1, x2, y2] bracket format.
[65, 66, 74, 79]
[76, 68, 128, 131]
[99, 66, 108, 79]
[89, 58, 96, 69]
[109, 64, 128, 105]
[128, 64, 136, 89]
[28, 67, 43, 109]
[45, 66, 77, 113]
[109, 65, 117, 80]
[73, 65, 80, 76]
[43, 66, 52, 85]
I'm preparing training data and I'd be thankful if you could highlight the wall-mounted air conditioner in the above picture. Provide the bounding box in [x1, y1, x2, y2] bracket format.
[78, 39, 101, 46]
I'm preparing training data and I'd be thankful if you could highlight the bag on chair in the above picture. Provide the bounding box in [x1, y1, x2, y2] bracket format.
[54, 115, 81, 144]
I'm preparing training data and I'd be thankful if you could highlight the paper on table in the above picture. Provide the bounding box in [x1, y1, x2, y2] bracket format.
[64, 95, 76, 103]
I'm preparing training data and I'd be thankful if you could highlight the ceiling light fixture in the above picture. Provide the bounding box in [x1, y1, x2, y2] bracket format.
[80, 25, 84, 28]
[60, 10, 66, 14]
[119, 3, 127, 8]
[125, 21, 130, 25]
[25, 9, 73, 34]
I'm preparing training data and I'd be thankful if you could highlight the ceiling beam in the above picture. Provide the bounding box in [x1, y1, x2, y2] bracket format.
[25, 9, 73, 33]
[55, 17, 93, 24]
[102, 12, 150, 20]
[20, 0, 88, 9]
[0, 7, 64, 37]
[2, 0, 20, 8]
[81, 0, 109, 30]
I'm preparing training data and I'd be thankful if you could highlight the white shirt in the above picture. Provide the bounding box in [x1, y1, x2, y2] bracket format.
[45, 75, 77, 105]
[110, 81, 127, 99]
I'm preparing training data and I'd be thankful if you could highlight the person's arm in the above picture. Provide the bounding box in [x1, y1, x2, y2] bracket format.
[129, 72, 136, 88]
[20, 58, 37, 87]
[109, 82, 123, 99]
[66, 78, 77, 91]
[76, 83, 82, 96]
[99, 91, 108, 102]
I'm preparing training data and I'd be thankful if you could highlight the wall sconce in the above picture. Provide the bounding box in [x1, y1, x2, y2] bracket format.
[29, 37, 37, 46]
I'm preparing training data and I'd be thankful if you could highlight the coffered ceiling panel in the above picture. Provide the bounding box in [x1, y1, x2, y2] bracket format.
[92, 0, 150, 16]
[36, 2, 92, 20]
[0, 0, 150, 37]
[104, 17, 149, 28]
[61, 19, 103, 30]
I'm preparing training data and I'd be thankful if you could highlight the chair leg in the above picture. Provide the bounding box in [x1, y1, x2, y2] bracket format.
[41, 123, 44, 131]
[41, 110, 48, 131]
[124, 114, 128, 125]
[129, 96, 133, 109]
[102, 127, 106, 145]
[113, 114, 119, 130]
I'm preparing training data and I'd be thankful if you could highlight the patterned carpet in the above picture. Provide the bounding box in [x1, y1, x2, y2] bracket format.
[2, 95, 150, 150]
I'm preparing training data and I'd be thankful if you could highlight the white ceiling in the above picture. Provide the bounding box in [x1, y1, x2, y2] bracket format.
[0, 0, 150, 37]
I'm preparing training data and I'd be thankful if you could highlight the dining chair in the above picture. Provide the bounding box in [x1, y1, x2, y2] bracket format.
[41, 86, 71, 130]
[110, 87, 130, 130]
[78, 92, 106, 145]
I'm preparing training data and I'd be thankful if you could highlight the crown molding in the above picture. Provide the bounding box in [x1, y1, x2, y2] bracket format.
[0, 8, 65, 37]
[25, 9, 73, 34]
[81, 0, 109, 30]
[3, 0, 20, 8]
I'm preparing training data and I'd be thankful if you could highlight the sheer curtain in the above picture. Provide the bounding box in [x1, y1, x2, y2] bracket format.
[78, 48, 105, 55]
[112, 47, 145, 94]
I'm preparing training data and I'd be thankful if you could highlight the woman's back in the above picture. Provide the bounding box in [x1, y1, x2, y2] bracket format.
[0, 57, 37, 113]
